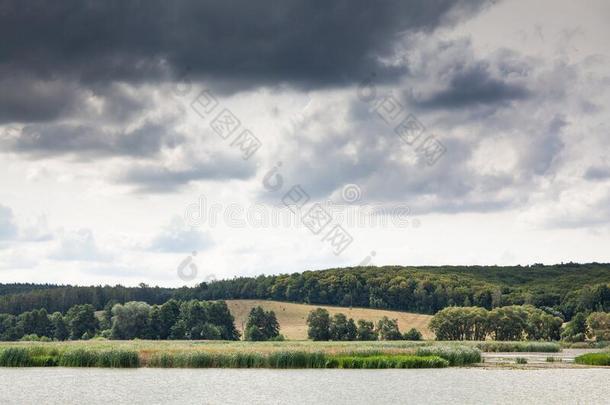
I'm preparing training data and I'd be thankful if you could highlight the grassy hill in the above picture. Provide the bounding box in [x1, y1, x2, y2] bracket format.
[225, 299, 433, 340]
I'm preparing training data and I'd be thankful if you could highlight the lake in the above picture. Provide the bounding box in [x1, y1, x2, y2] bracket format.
[0, 368, 608, 404]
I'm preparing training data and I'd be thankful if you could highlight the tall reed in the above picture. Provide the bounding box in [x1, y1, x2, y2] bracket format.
[328, 355, 448, 369]
[415, 346, 481, 366]
[475, 342, 560, 353]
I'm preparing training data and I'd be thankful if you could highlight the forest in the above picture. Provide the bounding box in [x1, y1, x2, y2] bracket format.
[0, 300, 240, 341]
[1, 263, 609, 321]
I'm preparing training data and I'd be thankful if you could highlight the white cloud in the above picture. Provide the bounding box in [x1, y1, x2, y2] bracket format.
[50, 228, 113, 262]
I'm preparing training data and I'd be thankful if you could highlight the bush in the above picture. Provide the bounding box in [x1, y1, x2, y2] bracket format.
[19, 334, 52, 342]
[515, 357, 528, 364]
[403, 328, 423, 341]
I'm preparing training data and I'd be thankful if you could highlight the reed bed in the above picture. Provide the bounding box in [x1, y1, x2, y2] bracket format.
[475, 341, 560, 353]
[326, 355, 448, 369]
[0, 341, 488, 368]
[148, 351, 447, 369]
[415, 345, 481, 366]
[574, 352, 610, 366]
[0, 346, 139, 368]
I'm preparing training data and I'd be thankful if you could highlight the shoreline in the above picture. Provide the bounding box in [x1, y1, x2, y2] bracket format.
[0, 340, 607, 370]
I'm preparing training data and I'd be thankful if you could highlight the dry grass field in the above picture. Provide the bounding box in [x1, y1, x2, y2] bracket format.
[225, 299, 433, 339]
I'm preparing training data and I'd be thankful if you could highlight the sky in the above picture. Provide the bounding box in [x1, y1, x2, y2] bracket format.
[1, 0, 610, 286]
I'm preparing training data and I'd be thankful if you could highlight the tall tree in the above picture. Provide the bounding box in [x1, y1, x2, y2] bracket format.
[307, 308, 331, 341]
[65, 304, 98, 340]
[244, 306, 280, 341]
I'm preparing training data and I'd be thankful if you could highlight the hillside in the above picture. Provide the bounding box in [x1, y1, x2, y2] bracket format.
[1, 264, 608, 319]
[225, 299, 433, 340]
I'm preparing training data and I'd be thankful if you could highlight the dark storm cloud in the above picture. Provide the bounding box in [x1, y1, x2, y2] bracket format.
[5, 121, 182, 158]
[0, 75, 82, 124]
[0, 0, 492, 91]
[414, 63, 530, 109]
[117, 158, 256, 193]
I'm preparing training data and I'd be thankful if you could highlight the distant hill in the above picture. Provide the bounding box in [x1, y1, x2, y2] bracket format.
[1, 263, 609, 319]
[225, 299, 433, 340]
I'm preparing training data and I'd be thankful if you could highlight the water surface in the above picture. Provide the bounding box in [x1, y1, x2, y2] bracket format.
[0, 368, 608, 404]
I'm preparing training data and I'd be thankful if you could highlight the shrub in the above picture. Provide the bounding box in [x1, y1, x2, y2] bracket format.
[515, 357, 528, 364]
[20, 334, 52, 342]
[403, 328, 423, 341]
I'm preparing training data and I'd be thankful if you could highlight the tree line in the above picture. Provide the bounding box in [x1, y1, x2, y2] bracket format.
[561, 311, 610, 342]
[1, 265, 609, 321]
[306, 308, 422, 341]
[429, 305, 564, 341]
[0, 299, 239, 341]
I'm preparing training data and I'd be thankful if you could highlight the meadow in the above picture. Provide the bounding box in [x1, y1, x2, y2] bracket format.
[225, 299, 434, 339]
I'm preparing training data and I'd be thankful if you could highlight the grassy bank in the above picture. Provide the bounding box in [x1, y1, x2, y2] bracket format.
[0, 340, 481, 369]
[574, 352, 610, 366]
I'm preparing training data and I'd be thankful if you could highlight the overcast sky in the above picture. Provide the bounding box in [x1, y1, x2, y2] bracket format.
[1, 0, 610, 286]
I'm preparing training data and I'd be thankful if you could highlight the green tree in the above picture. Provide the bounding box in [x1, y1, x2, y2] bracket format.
[0, 314, 21, 341]
[110, 301, 152, 340]
[307, 308, 331, 341]
[158, 299, 181, 339]
[244, 306, 280, 341]
[586, 312, 610, 342]
[561, 312, 587, 342]
[356, 319, 377, 341]
[99, 299, 119, 330]
[65, 304, 98, 340]
[205, 301, 241, 340]
[376, 317, 402, 340]
[50, 312, 69, 341]
[329, 313, 356, 341]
